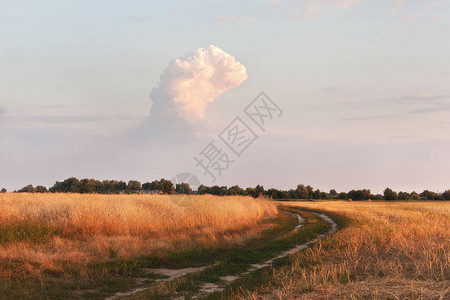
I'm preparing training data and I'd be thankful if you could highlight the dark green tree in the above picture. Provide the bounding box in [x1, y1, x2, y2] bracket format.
[348, 189, 370, 201]
[410, 191, 420, 200]
[420, 190, 437, 200]
[398, 191, 410, 200]
[228, 185, 244, 196]
[49, 177, 81, 193]
[306, 185, 314, 199]
[279, 190, 291, 199]
[245, 187, 256, 197]
[210, 185, 227, 196]
[197, 184, 209, 195]
[127, 180, 142, 192]
[176, 183, 192, 194]
[19, 184, 36, 193]
[160, 179, 175, 194]
[312, 189, 322, 199]
[372, 194, 384, 200]
[384, 188, 398, 201]
[337, 192, 348, 200]
[442, 190, 450, 200]
[35, 186, 48, 193]
[255, 185, 264, 197]
[295, 184, 309, 199]
[143, 180, 162, 191]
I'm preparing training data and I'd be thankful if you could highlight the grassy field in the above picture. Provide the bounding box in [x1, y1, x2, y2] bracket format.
[1, 195, 448, 299]
[0, 193, 277, 298]
[233, 201, 450, 299]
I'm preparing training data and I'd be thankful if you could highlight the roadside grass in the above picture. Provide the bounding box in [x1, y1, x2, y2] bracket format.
[132, 207, 331, 299]
[233, 201, 450, 299]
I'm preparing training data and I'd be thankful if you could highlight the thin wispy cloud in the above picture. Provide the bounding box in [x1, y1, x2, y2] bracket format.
[213, 15, 254, 23]
[343, 93, 450, 106]
[386, 93, 449, 104]
[388, 0, 437, 22]
[297, 3, 322, 19]
[401, 12, 422, 22]
[42, 104, 86, 109]
[409, 106, 450, 114]
[428, 0, 444, 8]
[293, 0, 361, 19]
[25, 115, 137, 124]
[2, 114, 139, 125]
[432, 14, 442, 21]
[323, 0, 361, 9]
[341, 115, 401, 122]
[125, 15, 151, 24]
[389, 0, 406, 16]
[339, 93, 450, 122]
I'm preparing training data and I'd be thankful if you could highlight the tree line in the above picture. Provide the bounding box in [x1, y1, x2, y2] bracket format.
[1, 178, 449, 201]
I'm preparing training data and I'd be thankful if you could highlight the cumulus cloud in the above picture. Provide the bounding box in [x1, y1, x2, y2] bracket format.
[149, 45, 248, 124]
[128, 45, 248, 142]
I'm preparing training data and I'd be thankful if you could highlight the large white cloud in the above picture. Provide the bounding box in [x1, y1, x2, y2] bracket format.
[149, 45, 248, 124]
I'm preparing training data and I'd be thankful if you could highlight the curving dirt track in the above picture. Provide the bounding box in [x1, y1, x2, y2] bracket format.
[107, 207, 339, 300]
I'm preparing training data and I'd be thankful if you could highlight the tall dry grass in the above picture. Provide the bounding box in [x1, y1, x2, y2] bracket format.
[253, 201, 450, 299]
[0, 193, 277, 279]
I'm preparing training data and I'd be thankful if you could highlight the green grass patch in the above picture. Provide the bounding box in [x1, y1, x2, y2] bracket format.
[0, 221, 58, 244]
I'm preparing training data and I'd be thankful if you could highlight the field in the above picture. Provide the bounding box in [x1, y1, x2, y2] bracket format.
[235, 201, 450, 299]
[0, 195, 448, 299]
[0, 193, 277, 298]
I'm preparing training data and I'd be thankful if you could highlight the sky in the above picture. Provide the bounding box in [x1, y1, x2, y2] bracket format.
[0, 0, 449, 193]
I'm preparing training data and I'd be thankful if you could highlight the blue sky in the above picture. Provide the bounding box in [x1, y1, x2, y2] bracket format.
[1, 0, 449, 192]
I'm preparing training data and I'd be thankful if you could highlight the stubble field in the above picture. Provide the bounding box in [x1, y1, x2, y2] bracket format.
[238, 201, 450, 299]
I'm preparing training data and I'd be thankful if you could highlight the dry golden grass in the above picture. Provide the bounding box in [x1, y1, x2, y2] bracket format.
[250, 201, 450, 299]
[0, 193, 277, 279]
